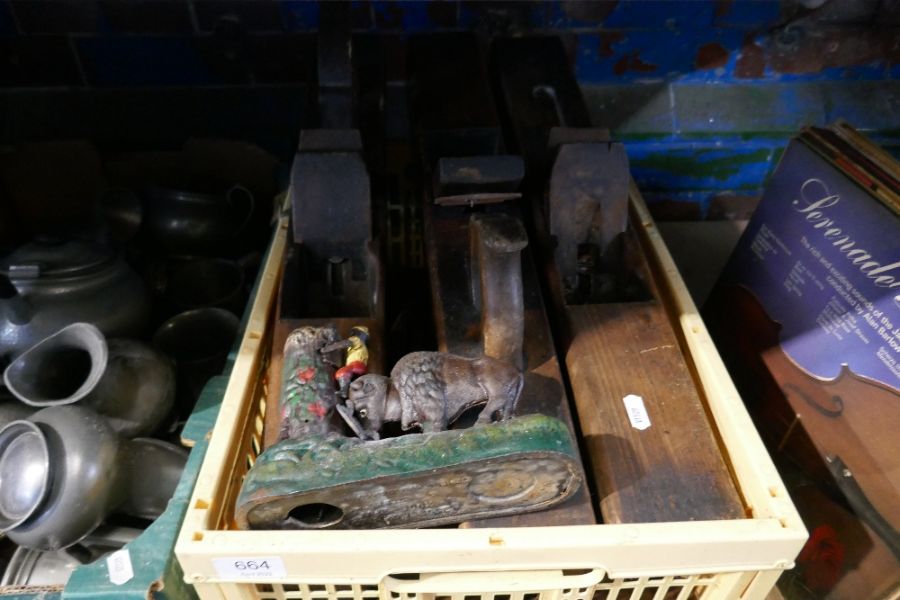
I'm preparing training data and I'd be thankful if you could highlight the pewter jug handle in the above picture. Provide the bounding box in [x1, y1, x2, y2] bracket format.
[99, 188, 143, 244]
[226, 185, 255, 237]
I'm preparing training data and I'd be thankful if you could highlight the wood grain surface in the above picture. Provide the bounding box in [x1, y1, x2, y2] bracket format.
[565, 300, 744, 523]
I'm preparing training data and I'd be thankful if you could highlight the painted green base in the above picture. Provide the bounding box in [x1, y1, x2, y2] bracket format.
[236, 413, 582, 529]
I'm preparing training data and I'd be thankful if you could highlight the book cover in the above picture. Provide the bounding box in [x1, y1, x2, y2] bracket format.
[720, 140, 898, 388]
[705, 137, 900, 570]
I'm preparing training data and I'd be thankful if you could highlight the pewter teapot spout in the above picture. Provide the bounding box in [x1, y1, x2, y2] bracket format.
[0, 275, 33, 327]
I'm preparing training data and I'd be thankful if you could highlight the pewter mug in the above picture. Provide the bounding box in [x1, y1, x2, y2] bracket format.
[3, 322, 175, 437]
[0, 239, 150, 360]
[0, 406, 187, 551]
[163, 257, 248, 316]
[140, 184, 255, 256]
[152, 308, 238, 416]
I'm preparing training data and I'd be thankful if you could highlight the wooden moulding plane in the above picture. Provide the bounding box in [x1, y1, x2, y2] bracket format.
[409, 32, 596, 528]
[420, 159, 596, 528]
[553, 166, 746, 524]
[491, 35, 744, 524]
[262, 128, 384, 451]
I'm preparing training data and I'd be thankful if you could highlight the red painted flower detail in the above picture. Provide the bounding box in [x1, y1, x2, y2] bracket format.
[307, 402, 328, 418]
[296, 367, 316, 382]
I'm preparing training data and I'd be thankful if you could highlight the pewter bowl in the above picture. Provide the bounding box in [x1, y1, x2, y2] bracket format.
[0, 420, 49, 531]
[0, 406, 186, 551]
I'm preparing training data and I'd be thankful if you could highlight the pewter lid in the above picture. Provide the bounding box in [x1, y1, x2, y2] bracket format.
[0, 239, 114, 280]
[0, 420, 50, 531]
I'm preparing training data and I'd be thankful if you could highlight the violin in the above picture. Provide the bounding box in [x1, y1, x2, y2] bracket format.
[706, 284, 900, 555]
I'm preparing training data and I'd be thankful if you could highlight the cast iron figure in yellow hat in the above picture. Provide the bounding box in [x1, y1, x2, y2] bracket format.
[321, 325, 370, 398]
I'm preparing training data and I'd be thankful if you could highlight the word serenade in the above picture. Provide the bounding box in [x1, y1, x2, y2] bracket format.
[793, 178, 900, 303]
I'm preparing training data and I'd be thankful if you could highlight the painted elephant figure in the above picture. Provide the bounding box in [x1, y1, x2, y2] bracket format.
[346, 351, 523, 438]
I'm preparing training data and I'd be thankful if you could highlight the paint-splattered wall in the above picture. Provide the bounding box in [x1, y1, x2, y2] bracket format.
[1, 0, 898, 218]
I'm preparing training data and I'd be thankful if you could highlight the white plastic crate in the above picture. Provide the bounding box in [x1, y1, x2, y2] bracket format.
[175, 185, 807, 600]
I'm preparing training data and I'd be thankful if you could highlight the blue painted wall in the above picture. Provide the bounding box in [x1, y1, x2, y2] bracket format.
[1, 0, 898, 218]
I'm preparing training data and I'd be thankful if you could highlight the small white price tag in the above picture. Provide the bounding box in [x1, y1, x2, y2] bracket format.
[106, 549, 134, 585]
[213, 556, 287, 579]
[623, 394, 651, 431]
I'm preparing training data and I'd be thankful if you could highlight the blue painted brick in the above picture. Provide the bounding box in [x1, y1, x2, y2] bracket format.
[673, 29, 748, 83]
[575, 30, 699, 83]
[281, 0, 320, 30]
[712, 0, 781, 28]
[602, 0, 715, 29]
[291, 0, 372, 30]
[625, 140, 777, 192]
[890, 62, 900, 80]
[672, 82, 827, 133]
[544, 1, 618, 29]
[774, 64, 889, 83]
[582, 83, 674, 134]
[371, 0, 403, 29]
[459, 1, 545, 33]
[373, 0, 457, 31]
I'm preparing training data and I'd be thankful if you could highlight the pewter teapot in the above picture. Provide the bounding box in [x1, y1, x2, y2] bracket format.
[0, 239, 150, 360]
